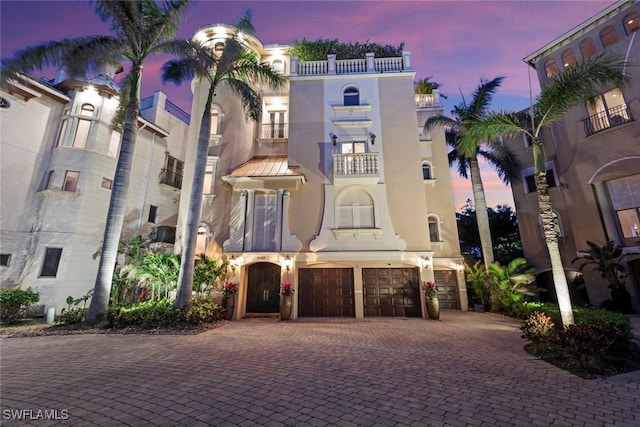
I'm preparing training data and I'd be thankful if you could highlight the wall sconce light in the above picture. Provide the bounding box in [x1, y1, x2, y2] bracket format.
[229, 255, 237, 273]
[282, 255, 293, 272]
[421, 256, 432, 269]
[369, 132, 376, 145]
[330, 133, 338, 146]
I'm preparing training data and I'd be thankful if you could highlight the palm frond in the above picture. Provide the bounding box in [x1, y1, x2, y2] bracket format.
[467, 76, 505, 117]
[424, 114, 460, 135]
[226, 79, 262, 122]
[477, 140, 522, 184]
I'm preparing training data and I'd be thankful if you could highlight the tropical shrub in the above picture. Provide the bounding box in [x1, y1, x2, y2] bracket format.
[465, 261, 492, 310]
[487, 258, 536, 316]
[520, 302, 631, 334]
[0, 288, 40, 323]
[59, 308, 88, 325]
[557, 321, 631, 366]
[193, 254, 227, 294]
[109, 297, 223, 328]
[290, 38, 404, 61]
[521, 311, 556, 342]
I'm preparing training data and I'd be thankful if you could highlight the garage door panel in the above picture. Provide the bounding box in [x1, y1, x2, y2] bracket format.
[363, 268, 422, 317]
[298, 268, 354, 317]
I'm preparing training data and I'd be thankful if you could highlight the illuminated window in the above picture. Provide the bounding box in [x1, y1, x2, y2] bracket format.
[203, 157, 218, 196]
[210, 106, 221, 136]
[579, 38, 596, 59]
[623, 12, 640, 35]
[607, 175, 640, 239]
[544, 59, 559, 78]
[343, 86, 359, 106]
[600, 25, 618, 47]
[561, 49, 576, 68]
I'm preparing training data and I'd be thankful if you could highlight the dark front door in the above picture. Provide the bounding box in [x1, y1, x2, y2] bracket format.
[298, 268, 355, 317]
[246, 262, 281, 313]
[363, 268, 422, 317]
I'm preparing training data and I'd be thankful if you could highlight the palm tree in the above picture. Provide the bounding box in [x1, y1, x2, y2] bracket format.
[425, 77, 520, 269]
[1, 1, 191, 324]
[162, 17, 286, 309]
[470, 53, 628, 327]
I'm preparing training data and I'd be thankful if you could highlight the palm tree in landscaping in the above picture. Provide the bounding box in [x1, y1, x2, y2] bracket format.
[1, 0, 192, 324]
[470, 53, 628, 327]
[162, 16, 286, 309]
[424, 77, 521, 269]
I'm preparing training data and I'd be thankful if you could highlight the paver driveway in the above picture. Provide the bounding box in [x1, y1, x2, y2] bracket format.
[1, 311, 639, 426]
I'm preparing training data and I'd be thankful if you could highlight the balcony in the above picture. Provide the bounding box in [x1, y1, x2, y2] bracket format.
[291, 52, 412, 76]
[582, 103, 634, 136]
[415, 90, 441, 109]
[333, 153, 379, 180]
[159, 168, 182, 190]
[259, 123, 288, 140]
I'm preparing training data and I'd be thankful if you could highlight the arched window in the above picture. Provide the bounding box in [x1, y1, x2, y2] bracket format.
[579, 38, 596, 59]
[195, 222, 210, 255]
[422, 162, 434, 180]
[428, 215, 441, 242]
[271, 59, 285, 74]
[80, 104, 95, 116]
[544, 59, 558, 78]
[623, 12, 640, 35]
[561, 49, 576, 68]
[343, 86, 359, 106]
[600, 25, 618, 47]
[336, 187, 374, 228]
[214, 42, 225, 58]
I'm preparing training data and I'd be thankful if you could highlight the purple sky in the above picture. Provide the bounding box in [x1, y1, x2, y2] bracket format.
[1, 0, 613, 210]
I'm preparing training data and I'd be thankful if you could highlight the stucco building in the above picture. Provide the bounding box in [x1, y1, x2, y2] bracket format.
[507, 0, 640, 311]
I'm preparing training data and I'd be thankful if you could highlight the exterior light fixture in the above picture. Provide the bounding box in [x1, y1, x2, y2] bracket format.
[229, 255, 237, 272]
[282, 255, 293, 272]
[330, 133, 337, 146]
[369, 132, 376, 145]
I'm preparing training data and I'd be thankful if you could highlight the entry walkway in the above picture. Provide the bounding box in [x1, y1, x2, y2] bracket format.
[1, 311, 639, 426]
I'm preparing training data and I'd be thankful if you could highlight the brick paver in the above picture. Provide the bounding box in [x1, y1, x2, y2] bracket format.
[1, 311, 639, 426]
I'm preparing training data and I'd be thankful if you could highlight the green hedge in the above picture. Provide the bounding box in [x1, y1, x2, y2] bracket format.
[109, 297, 224, 328]
[0, 288, 40, 324]
[521, 302, 631, 335]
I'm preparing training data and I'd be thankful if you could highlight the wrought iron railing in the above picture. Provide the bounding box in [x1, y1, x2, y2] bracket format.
[259, 123, 288, 139]
[159, 168, 183, 189]
[333, 153, 379, 177]
[582, 103, 633, 136]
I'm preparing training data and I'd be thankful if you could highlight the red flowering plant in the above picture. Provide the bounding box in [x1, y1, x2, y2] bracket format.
[280, 281, 295, 296]
[222, 281, 238, 297]
[422, 281, 437, 298]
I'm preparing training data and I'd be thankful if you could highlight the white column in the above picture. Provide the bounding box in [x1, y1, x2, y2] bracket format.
[275, 189, 284, 250]
[402, 51, 412, 70]
[366, 52, 375, 72]
[328, 54, 336, 74]
[244, 190, 255, 251]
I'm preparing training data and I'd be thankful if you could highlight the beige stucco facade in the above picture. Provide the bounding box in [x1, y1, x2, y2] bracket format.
[507, 0, 640, 311]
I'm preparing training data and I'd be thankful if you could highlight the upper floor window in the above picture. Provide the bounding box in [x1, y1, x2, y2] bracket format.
[343, 87, 360, 106]
[341, 141, 366, 154]
[428, 215, 441, 242]
[271, 59, 285, 74]
[607, 174, 640, 239]
[79, 104, 95, 116]
[210, 105, 221, 136]
[43, 170, 55, 191]
[203, 156, 218, 196]
[336, 187, 374, 228]
[214, 42, 225, 58]
[253, 192, 278, 251]
[422, 162, 434, 180]
[561, 49, 576, 68]
[544, 59, 559, 78]
[108, 130, 120, 158]
[584, 88, 630, 135]
[579, 38, 596, 59]
[40, 247, 63, 278]
[623, 12, 640, 35]
[160, 154, 184, 189]
[600, 25, 618, 47]
[0, 254, 11, 267]
[62, 170, 79, 192]
[524, 167, 557, 194]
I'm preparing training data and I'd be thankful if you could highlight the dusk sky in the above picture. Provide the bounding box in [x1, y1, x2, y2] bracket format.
[1, 0, 614, 210]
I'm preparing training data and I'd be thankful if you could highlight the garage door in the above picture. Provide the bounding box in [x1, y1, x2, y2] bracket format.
[433, 270, 460, 309]
[298, 268, 355, 317]
[363, 268, 422, 317]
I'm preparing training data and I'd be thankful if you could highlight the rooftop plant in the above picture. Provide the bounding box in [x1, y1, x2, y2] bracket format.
[289, 38, 404, 61]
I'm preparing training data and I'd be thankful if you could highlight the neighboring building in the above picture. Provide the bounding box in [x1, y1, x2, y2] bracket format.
[0, 70, 189, 313]
[507, 0, 640, 310]
[181, 25, 466, 319]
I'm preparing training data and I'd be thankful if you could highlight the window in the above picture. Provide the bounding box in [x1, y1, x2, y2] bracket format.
[40, 248, 62, 277]
[607, 175, 640, 239]
[524, 169, 557, 194]
[271, 59, 285, 74]
[422, 162, 433, 180]
[101, 178, 112, 190]
[160, 155, 184, 189]
[337, 187, 374, 228]
[0, 254, 11, 266]
[579, 38, 596, 59]
[62, 171, 79, 192]
[343, 87, 359, 106]
[341, 141, 366, 154]
[203, 157, 218, 196]
[253, 193, 278, 251]
[210, 106, 221, 136]
[544, 59, 558, 78]
[72, 104, 95, 149]
[196, 223, 210, 254]
[56, 120, 68, 147]
[428, 215, 441, 242]
[561, 49, 576, 68]
[214, 42, 225, 58]
[44, 170, 54, 190]
[148, 205, 158, 223]
[585, 88, 630, 135]
[267, 110, 286, 138]
[623, 12, 640, 35]
[108, 131, 120, 158]
[600, 25, 618, 47]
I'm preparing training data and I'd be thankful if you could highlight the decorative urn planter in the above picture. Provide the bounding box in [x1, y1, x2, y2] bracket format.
[280, 294, 293, 321]
[425, 296, 440, 320]
[222, 295, 235, 321]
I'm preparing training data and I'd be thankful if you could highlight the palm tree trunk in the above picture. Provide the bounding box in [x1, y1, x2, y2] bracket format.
[86, 66, 143, 325]
[534, 166, 574, 327]
[175, 88, 214, 309]
[470, 160, 494, 268]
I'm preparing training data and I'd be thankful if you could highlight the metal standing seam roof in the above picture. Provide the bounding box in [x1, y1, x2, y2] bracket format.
[226, 156, 304, 178]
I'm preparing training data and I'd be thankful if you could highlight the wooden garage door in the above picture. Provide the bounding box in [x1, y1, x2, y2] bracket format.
[363, 268, 422, 317]
[298, 268, 355, 317]
[433, 270, 460, 309]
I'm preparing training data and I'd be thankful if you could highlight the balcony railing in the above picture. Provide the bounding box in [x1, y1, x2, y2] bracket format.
[415, 91, 441, 108]
[582, 103, 634, 136]
[333, 153, 379, 177]
[159, 168, 183, 189]
[259, 123, 288, 139]
[291, 52, 412, 76]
